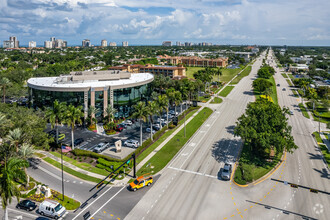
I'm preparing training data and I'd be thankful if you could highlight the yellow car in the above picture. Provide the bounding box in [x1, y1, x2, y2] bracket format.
[129, 174, 153, 191]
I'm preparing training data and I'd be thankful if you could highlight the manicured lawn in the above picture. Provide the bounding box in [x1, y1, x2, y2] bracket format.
[186, 67, 242, 83]
[320, 144, 330, 168]
[313, 131, 322, 143]
[43, 157, 103, 183]
[288, 74, 294, 79]
[50, 151, 109, 176]
[198, 95, 211, 103]
[298, 103, 310, 118]
[136, 107, 213, 176]
[234, 143, 283, 185]
[186, 67, 205, 79]
[230, 66, 252, 84]
[210, 97, 223, 104]
[281, 73, 288, 78]
[286, 79, 293, 86]
[136, 108, 199, 164]
[219, 86, 235, 97]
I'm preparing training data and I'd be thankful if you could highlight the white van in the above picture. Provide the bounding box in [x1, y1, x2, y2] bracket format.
[38, 199, 66, 219]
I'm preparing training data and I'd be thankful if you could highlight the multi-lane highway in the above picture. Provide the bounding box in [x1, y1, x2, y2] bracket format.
[125, 50, 329, 220]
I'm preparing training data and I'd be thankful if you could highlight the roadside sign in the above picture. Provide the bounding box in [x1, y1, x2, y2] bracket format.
[290, 184, 298, 188]
[284, 181, 288, 185]
[127, 160, 130, 164]
[310, 188, 318, 193]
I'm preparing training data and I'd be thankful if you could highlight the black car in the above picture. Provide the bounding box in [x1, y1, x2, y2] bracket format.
[16, 199, 37, 211]
[74, 138, 84, 146]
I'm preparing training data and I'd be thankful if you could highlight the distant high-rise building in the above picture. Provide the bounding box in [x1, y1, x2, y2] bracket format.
[44, 41, 52, 49]
[55, 39, 66, 48]
[184, 42, 191, 47]
[109, 42, 117, 47]
[122, 41, 128, 47]
[162, 41, 172, 46]
[101, 39, 107, 47]
[29, 41, 36, 48]
[3, 36, 19, 48]
[176, 41, 181, 46]
[50, 37, 56, 48]
[82, 39, 91, 47]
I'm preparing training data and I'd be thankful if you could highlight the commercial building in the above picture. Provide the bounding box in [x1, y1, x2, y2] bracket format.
[29, 41, 37, 48]
[122, 41, 128, 47]
[3, 36, 19, 48]
[27, 71, 153, 118]
[101, 39, 107, 47]
[108, 64, 186, 79]
[44, 37, 67, 48]
[44, 41, 52, 49]
[109, 42, 117, 47]
[157, 55, 228, 68]
[162, 41, 172, 46]
[82, 39, 91, 47]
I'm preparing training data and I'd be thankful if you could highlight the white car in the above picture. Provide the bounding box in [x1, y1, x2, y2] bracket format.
[169, 110, 179, 116]
[93, 142, 110, 153]
[146, 128, 156, 134]
[124, 120, 133, 126]
[124, 140, 139, 148]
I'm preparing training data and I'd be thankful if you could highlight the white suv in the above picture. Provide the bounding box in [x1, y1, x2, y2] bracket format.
[124, 140, 139, 148]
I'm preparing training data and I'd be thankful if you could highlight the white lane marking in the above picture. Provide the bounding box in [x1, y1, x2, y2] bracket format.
[30, 160, 62, 181]
[86, 186, 125, 220]
[72, 186, 114, 220]
[7, 208, 39, 218]
[313, 203, 324, 215]
[147, 210, 150, 214]
[73, 181, 76, 183]
[80, 182, 83, 184]
[168, 166, 217, 179]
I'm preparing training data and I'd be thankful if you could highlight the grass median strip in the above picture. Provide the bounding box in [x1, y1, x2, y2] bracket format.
[43, 157, 104, 183]
[281, 73, 288, 78]
[136, 107, 213, 176]
[210, 97, 223, 104]
[298, 103, 310, 118]
[219, 86, 235, 97]
[312, 132, 329, 168]
[230, 66, 252, 85]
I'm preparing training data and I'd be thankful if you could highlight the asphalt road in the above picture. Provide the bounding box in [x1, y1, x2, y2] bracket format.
[125, 50, 330, 220]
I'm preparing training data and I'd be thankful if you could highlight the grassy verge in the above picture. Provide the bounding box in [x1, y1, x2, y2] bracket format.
[34, 152, 46, 158]
[286, 79, 293, 86]
[210, 97, 223, 104]
[219, 86, 235, 97]
[230, 66, 252, 84]
[50, 152, 109, 176]
[281, 73, 288, 78]
[136, 108, 199, 164]
[313, 131, 322, 143]
[186, 66, 242, 83]
[298, 103, 310, 118]
[292, 89, 298, 97]
[43, 157, 103, 183]
[312, 132, 329, 168]
[198, 95, 211, 103]
[186, 67, 205, 78]
[136, 107, 213, 176]
[234, 144, 283, 185]
[288, 74, 294, 79]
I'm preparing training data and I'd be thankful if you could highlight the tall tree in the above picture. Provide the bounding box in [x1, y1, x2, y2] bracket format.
[4, 128, 24, 152]
[45, 100, 66, 144]
[104, 106, 117, 124]
[18, 143, 35, 185]
[0, 157, 29, 220]
[132, 102, 148, 146]
[147, 101, 158, 141]
[0, 77, 11, 103]
[88, 105, 98, 127]
[63, 105, 84, 149]
[157, 94, 169, 128]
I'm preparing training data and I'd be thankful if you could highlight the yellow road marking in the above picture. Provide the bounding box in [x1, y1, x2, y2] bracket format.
[238, 212, 241, 214]
[103, 211, 106, 213]
[117, 218, 120, 220]
[267, 192, 270, 194]
[110, 214, 113, 216]
[224, 218, 227, 220]
[232, 197, 234, 200]
[240, 215, 243, 218]
[237, 208, 240, 212]
[250, 206, 253, 208]
[270, 188, 273, 191]
[234, 202, 236, 206]
[244, 209, 248, 211]
[264, 195, 266, 198]
[259, 199, 262, 202]
[230, 187, 232, 190]
[230, 192, 232, 195]
[231, 214, 235, 217]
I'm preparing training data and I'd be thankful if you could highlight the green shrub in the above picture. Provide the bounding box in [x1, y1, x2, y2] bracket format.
[234, 165, 246, 185]
[169, 124, 176, 129]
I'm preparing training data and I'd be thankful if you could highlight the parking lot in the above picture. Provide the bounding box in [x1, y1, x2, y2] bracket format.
[46, 105, 188, 159]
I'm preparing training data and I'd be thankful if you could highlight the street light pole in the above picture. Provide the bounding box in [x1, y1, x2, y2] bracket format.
[60, 144, 64, 201]
[184, 110, 186, 137]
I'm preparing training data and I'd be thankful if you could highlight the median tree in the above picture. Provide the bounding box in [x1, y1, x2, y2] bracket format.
[234, 98, 298, 158]
[252, 78, 273, 94]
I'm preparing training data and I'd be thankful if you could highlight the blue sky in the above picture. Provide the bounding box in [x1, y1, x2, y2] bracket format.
[0, 0, 329, 46]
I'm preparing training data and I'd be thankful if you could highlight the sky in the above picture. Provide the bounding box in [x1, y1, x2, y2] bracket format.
[0, 0, 329, 46]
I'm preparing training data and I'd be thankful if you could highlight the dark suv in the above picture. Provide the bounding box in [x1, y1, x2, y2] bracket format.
[16, 199, 37, 211]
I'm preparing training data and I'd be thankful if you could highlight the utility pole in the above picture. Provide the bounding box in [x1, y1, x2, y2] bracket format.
[60, 144, 64, 201]
[184, 110, 186, 137]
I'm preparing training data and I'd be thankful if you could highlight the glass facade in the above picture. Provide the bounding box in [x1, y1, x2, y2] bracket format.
[31, 84, 149, 118]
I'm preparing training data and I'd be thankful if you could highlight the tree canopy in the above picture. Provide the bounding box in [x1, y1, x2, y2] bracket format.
[252, 78, 273, 93]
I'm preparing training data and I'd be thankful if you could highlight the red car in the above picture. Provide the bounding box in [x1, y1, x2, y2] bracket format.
[116, 124, 124, 132]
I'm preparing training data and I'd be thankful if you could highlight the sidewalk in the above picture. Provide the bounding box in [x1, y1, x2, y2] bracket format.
[38, 150, 107, 180]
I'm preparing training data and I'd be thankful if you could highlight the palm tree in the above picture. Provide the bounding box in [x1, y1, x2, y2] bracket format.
[63, 105, 84, 150]
[216, 67, 222, 82]
[0, 157, 29, 220]
[147, 101, 158, 141]
[104, 106, 117, 124]
[45, 100, 66, 144]
[0, 113, 11, 139]
[18, 143, 35, 185]
[157, 94, 169, 128]
[132, 102, 148, 146]
[4, 128, 24, 152]
[174, 91, 182, 114]
[88, 106, 98, 128]
[0, 77, 10, 103]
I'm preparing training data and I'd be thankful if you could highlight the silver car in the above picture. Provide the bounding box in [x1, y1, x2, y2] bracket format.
[93, 142, 110, 153]
[221, 163, 232, 180]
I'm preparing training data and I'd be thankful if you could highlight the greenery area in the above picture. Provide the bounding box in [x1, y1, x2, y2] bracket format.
[219, 86, 235, 97]
[136, 107, 213, 176]
[254, 76, 278, 104]
[43, 157, 103, 183]
[230, 66, 252, 84]
[186, 67, 205, 78]
[298, 103, 310, 118]
[312, 132, 329, 168]
[281, 73, 288, 78]
[234, 95, 297, 184]
[210, 97, 223, 104]
[286, 79, 293, 86]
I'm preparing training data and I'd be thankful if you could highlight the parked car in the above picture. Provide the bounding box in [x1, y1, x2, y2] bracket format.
[93, 142, 110, 153]
[277, 84, 280, 87]
[38, 199, 66, 219]
[153, 124, 162, 131]
[124, 120, 133, 126]
[116, 124, 125, 132]
[16, 199, 37, 211]
[169, 110, 179, 116]
[146, 128, 156, 134]
[73, 138, 84, 146]
[290, 111, 294, 115]
[124, 140, 139, 148]
[221, 163, 232, 180]
[282, 88, 286, 91]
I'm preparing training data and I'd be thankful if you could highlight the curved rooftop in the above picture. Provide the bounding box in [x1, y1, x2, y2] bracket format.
[27, 72, 154, 92]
